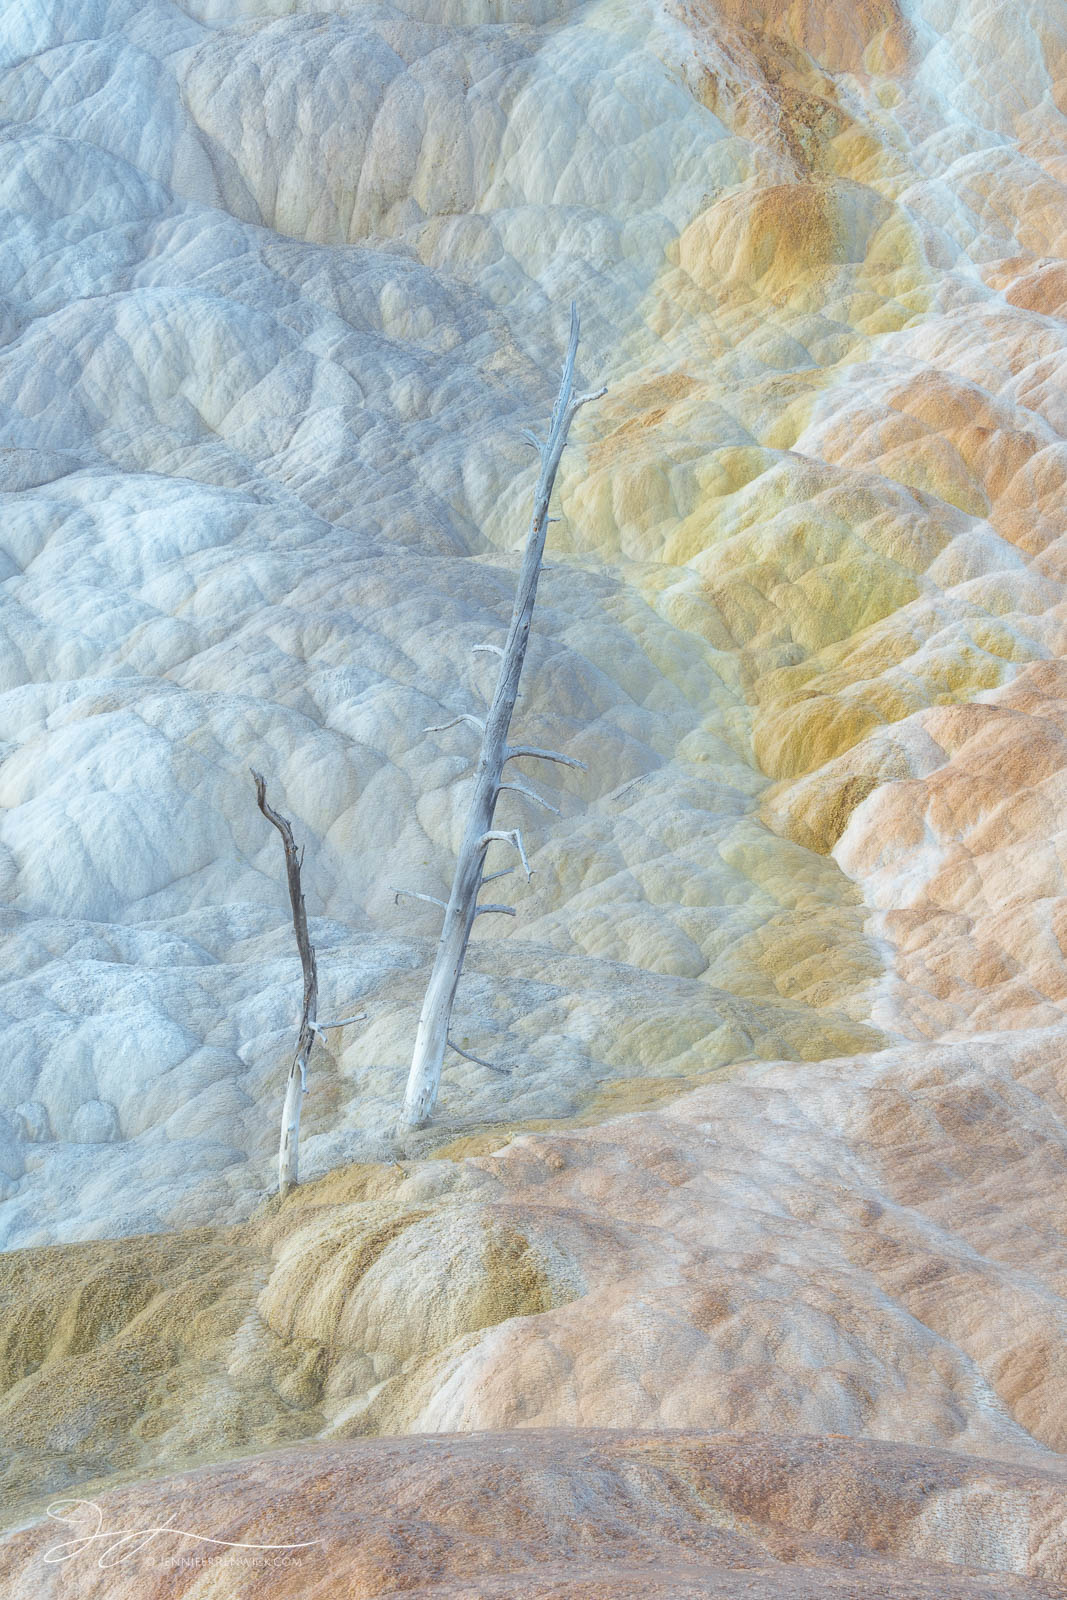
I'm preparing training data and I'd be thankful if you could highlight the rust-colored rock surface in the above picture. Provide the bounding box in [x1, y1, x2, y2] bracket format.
[3, 1430, 1067, 1598]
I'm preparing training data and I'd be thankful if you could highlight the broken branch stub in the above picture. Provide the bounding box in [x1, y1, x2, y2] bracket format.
[401, 304, 601, 1128]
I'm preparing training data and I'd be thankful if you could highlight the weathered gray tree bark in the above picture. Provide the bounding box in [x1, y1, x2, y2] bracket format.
[253, 772, 317, 1196]
[253, 774, 365, 1193]
[402, 304, 603, 1128]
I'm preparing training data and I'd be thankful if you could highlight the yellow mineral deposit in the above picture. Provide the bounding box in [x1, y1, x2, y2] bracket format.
[1, 0, 1066, 1589]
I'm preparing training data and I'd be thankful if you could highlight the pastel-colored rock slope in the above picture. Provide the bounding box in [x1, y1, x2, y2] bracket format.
[2, 0, 1067, 1583]
[4, 1431, 1067, 1597]
[2, 1026, 1066, 1532]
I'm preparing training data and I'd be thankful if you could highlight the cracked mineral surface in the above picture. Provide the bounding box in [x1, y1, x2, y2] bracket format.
[1, 0, 1067, 1591]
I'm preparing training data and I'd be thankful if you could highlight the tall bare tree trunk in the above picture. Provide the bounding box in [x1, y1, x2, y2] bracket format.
[253, 772, 318, 1197]
[402, 305, 603, 1128]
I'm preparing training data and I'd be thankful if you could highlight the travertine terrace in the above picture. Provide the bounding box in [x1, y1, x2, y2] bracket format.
[1, 0, 1066, 1589]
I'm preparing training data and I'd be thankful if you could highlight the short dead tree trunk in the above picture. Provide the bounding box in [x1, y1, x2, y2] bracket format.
[253, 772, 364, 1195]
[400, 305, 603, 1128]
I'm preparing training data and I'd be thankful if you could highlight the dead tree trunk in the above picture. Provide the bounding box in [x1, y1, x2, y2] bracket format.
[252, 772, 320, 1198]
[402, 304, 603, 1128]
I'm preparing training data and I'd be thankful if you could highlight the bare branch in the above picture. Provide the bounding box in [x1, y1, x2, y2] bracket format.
[482, 867, 515, 883]
[474, 904, 516, 917]
[498, 779, 560, 815]
[310, 1012, 368, 1046]
[569, 385, 608, 412]
[472, 643, 505, 659]
[505, 745, 588, 772]
[480, 828, 532, 880]
[425, 712, 486, 737]
[521, 428, 544, 452]
[447, 1035, 511, 1074]
[392, 886, 447, 910]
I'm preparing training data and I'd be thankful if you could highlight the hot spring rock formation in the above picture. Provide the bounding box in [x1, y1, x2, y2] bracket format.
[6, 1432, 1067, 1597]
[2, 0, 1067, 1589]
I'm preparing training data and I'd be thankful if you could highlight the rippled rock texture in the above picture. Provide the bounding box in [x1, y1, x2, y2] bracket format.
[3, 1431, 1067, 1597]
[2, 0, 1067, 1585]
